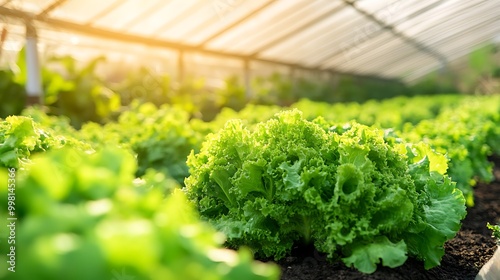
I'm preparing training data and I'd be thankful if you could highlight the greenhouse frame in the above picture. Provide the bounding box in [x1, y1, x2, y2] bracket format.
[0, 0, 499, 98]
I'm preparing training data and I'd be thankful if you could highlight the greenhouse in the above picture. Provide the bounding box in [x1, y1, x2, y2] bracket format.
[0, 1, 499, 279]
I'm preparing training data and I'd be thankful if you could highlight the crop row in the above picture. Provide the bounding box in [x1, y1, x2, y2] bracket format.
[1, 94, 499, 278]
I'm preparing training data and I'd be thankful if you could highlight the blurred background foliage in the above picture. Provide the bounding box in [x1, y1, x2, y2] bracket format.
[410, 43, 500, 95]
[0, 43, 499, 127]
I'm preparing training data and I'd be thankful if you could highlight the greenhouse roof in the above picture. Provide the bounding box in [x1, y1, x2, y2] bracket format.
[0, 0, 499, 82]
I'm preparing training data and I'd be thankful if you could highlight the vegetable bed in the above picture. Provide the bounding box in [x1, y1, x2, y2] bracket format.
[2, 94, 500, 279]
[276, 157, 500, 280]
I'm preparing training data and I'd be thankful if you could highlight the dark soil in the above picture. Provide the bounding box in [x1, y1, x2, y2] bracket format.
[274, 161, 500, 280]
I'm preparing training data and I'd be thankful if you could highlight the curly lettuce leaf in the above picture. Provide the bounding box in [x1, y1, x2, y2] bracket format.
[403, 143, 467, 269]
[342, 236, 407, 274]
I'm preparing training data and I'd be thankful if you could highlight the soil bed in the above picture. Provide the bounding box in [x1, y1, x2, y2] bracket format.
[273, 160, 500, 280]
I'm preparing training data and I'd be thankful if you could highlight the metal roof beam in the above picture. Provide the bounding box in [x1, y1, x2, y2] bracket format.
[197, 0, 277, 47]
[0, 5, 376, 77]
[326, 0, 492, 70]
[37, 0, 66, 18]
[351, 17, 499, 80]
[308, 0, 449, 69]
[342, 0, 448, 65]
[0, 5, 414, 82]
[402, 0, 448, 20]
[85, 0, 123, 25]
[0, 0, 13, 7]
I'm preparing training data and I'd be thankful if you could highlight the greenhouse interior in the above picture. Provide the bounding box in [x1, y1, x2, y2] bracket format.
[1, 0, 500, 279]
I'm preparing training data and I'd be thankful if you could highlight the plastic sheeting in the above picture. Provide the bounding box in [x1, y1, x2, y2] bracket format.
[0, 0, 499, 82]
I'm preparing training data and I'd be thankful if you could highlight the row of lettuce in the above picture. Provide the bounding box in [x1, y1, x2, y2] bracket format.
[71, 94, 500, 205]
[4, 42, 499, 127]
[0, 117, 280, 279]
[0, 93, 499, 278]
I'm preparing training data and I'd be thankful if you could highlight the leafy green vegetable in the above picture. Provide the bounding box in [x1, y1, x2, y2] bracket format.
[78, 102, 202, 184]
[0, 69, 26, 118]
[0, 147, 280, 280]
[487, 223, 500, 245]
[186, 109, 466, 273]
[402, 143, 466, 269]
[342, 236, 407, 273]
[0, 116, 91, 169]
[399, 96, 500, 206]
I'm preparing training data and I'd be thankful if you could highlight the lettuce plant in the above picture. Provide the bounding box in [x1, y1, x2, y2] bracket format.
[487, 223, 500, 245]
[185, 109, 466, 273]
[0, 147, 280, 280]
[0, 116, 90, 169]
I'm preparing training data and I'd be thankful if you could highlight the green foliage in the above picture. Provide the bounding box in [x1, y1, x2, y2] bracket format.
[410, 43, 499, 95]
[251, 73, 295, 106]
[191, 103, 284, 136]
[175, 77, 219, 121]
[293, 76, 335, 102]
[292, 94, 463, 129]
[293, 94, 500, 207]
[0, 116, 39, 168]
[409, 71, 458, 95]
[0, 69, 26, 118]
[248, 73, 407, 105]
[114, 67, 171, 107]
[216, 75, 247, 111]
[5, 49, 413, 127]
[4, 43, 500, 277]
[332, 75, 409, 103]
[0, 116, 90, 169]
[78, 102, 203, 185]
[14, 49, 121, 128]
[21, 106, 77, 136]
[114, 69, 221, 121]
[0, 147, 280, 280]
[398, 96, 500, 206]
[6, 42, 500, 128]
[468, 44, 497, 77]
[401, 143, 466, 269]
[185, 109, 466, 273]
[487, 223, 500, 245]
[42, 55, 121, 128]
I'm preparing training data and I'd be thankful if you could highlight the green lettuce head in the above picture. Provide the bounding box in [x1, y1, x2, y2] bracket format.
[186, 109, 466, 273]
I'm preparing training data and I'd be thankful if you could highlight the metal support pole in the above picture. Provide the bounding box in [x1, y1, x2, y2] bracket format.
[0, 27, 7, 59]
[177, 50, 184, 84]
[329, 71, 340, 102]
[289, 66, 296, 97]
[438, 58, 448, 74]
[25, 21, 43, 105]
[289, 66, 296, 80]
[243, 59, 251, 99]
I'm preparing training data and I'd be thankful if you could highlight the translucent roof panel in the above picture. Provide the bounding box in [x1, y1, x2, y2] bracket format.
[49, 0, 121, 24]
[364, 0, 445, 26]
[205, 0, 344, 55]
[317, 34, 441, 81]
[258, 5, 364, 65]
[433, 24, 500, 62]
[403, 0, 500, 48]
[2, 0, 53, 14]
[0, 0, 499, 83]
[395, 0, 494, 37]
[122, 1, 199, 37]
[300, 18, 384, 67]
[90, 1, 167, 31]
[322, 35, 414, 72]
